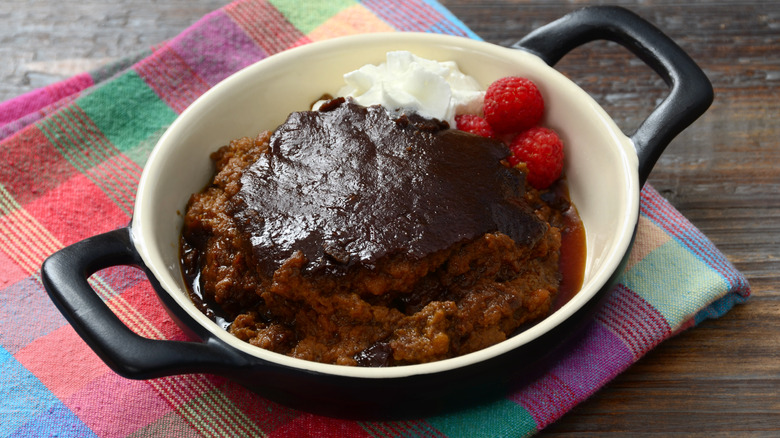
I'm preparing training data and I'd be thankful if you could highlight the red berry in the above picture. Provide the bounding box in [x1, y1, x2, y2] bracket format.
[483, 76, 544, 135]
[508, 127, 564, 189]
[455, 114, 495, 138]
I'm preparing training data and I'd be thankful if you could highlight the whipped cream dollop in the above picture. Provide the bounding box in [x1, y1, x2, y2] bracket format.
[315, 51, 484, 126]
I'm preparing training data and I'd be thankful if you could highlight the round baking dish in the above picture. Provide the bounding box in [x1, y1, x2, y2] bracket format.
[42, 6, 712, 417]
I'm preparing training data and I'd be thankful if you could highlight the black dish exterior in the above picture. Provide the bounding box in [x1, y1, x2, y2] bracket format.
[42, 6, 711, 419]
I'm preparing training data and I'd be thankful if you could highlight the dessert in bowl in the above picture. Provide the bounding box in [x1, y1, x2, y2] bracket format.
[179, 50, 582, 367]
[42, 6, 712, 416]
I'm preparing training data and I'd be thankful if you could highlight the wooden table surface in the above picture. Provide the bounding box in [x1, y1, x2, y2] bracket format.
[3, 0, 778, 435]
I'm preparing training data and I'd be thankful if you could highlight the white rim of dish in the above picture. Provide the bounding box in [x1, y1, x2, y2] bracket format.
[132, 32, 640, 379]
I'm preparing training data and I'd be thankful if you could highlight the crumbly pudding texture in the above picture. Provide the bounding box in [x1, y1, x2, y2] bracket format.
[180, 98, 578, 366]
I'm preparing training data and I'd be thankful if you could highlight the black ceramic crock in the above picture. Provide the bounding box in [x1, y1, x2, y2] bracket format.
[42, 6, 712, 418]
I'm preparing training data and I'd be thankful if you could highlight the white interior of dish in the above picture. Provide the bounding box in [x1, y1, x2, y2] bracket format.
[132, 33, 639, 379]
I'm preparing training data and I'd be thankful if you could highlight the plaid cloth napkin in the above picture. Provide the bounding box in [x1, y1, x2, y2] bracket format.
[0, 0, 750, 436]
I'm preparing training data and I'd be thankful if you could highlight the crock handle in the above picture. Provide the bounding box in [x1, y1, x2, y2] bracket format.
[512, 5, 713, 185]
[41, 227, 245, 379]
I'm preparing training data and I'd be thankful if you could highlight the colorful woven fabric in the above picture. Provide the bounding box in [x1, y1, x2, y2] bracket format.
[0, 0, 750, 436]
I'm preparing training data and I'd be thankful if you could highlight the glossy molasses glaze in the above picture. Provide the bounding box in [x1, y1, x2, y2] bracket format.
[232, 98, 547, 277]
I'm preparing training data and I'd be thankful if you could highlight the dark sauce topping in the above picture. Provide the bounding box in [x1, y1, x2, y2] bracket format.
[232, 98, 546, 276]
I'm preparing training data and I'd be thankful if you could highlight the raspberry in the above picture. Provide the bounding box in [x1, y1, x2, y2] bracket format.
[483, 76, 544, 135]
[455, 114, 495, 138]
[508, 127, 564, 189]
